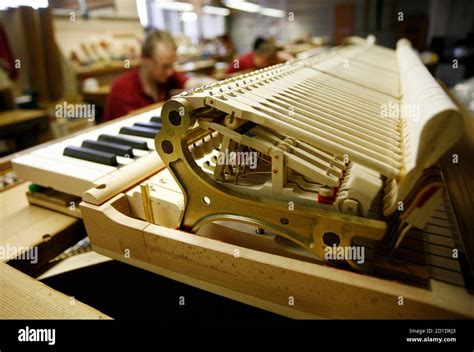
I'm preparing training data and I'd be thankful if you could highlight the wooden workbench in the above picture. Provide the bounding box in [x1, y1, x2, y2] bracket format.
[0, 109, 47, 128]
[0, 173, 110, 319]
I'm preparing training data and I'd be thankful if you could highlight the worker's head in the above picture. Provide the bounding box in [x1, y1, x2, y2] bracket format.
[252, 40, 277, 69]
[141, 30, 177, 83]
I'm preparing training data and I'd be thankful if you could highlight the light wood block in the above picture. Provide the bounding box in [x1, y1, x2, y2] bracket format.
[80, 193, 474, 319]
[0, 262, 110, 319]
[0, 109, 48, 128]
[0, 182, 77, 253]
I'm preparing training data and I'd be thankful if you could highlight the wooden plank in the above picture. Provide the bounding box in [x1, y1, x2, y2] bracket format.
[73, 59, 140, 79]
[7, 221, 88, 277]
[0, 109, 48, 128]
[39, 7, 63, 100]
[0, 262, 110, 319]
[81, 194, 474, 319]
[0, 182, 77, 252]
[37, 251, 112, 280]
[19, 6, 49, 101]
[81, 193, 150, 263]
[428, 267, 465, 287]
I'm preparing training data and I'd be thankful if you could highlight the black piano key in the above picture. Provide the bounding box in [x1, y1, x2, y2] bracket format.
[134, 122, 162, 130]
[150, 116, 161, 123]
[119, 126, 158, 139]
[98, 134, 148, 150]
[82, 139, 134, 158]
[63, 146, 118, 166]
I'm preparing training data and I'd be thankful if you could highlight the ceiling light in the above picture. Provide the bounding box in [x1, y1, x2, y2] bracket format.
[260, 7, 285, 17]
[223, 0, 260, 13]
[203, 5, 230, 16]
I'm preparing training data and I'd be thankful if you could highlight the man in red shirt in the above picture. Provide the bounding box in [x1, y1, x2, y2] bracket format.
[104, 30, 188, 121]
[225, 39, 278, 74]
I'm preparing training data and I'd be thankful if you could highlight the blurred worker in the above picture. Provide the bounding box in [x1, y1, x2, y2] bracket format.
[105, 30, 214, 121]
[225, 38, 278, 74]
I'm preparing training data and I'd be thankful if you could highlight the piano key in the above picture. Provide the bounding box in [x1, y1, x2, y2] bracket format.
[64, 146, 118, 166]
[120, 126, 159, 139]
[134, 121, 162, 130]
[117, 156, 135, 165]
[66, 111, 158, 145]
[13, 154, 105, 182]
[104, 132, 155, 151]
[132, 149, 148, 157]
[82, 139, 135, 158]
[150, 116, 162, 123]
[98, 134, 149, 150]
[117, 133, 156, 150]
[11, 107, 164, 200]
[31, 143, 117, 174]
[126, 135, 156, 150]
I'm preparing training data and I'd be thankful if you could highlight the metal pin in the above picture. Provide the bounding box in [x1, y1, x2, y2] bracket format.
[140, 183, 155, 224]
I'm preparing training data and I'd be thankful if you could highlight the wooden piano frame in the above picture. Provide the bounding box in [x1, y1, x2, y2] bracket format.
[80, 192, 474, 319]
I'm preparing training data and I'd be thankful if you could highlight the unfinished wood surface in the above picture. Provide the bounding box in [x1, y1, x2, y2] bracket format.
[0, 109, 48, 128]
[0, 182, 77, 253]
[39, 7, 63, 100]
[19, 7, 49, 101]
[0, 182, 108, 319]
[26, 191, 82, 219]
[0, 262, 110, 319]
[81, 194, 150, 263]
[81, 193, 474, 319]
[37, 251, 112, 280]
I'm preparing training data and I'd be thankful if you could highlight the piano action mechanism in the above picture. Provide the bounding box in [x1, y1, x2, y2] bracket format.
[152, 37, 463, 270]
[13, 37, 474, 318]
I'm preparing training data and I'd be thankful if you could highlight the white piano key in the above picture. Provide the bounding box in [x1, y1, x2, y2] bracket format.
[14, 154, 104, 181]
[132, 149, 149, 157]
[117, 156, 135, 166]
[31, 144, 117, 174]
